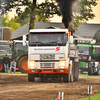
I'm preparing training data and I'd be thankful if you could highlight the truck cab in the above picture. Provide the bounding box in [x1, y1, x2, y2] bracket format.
[75, 38, 100, 75]
[78, 43, 93, 74]
[28, 29, 79, 82]
[88, 44, 100, 75]
[12, 40, 28, 73]
[0, 40, 12, 72]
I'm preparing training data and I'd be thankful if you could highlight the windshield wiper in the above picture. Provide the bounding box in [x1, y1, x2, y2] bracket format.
[31, 42, 44, 45]
[46, 42, 57, 44]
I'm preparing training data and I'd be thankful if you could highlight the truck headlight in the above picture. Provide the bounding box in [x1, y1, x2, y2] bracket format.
[29, 61, 36, 67]
[59, 61, 66, 67]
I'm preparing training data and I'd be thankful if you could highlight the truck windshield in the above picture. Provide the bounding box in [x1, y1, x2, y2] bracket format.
[14, 42, 24, 50]
[93, 45, 100, 54]
[13, 42, 28, 59]
[0, 44, 12, 59]
[79, 46, 89, 55]
[14, 42, 28, 53]
[29, 32, 67, 46]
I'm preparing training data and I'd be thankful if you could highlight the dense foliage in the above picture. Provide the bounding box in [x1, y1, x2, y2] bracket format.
[2, 13, 20, 31]
[0, 0, 98, 29]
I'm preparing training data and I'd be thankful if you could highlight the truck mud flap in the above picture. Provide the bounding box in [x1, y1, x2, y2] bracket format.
[74, 62, 79, 81]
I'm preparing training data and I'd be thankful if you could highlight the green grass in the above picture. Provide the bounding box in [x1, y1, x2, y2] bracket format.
[78, 93, 100, 100]
[0, 70, 27, 75]
[79, 74, 100, 100]
[79, 74, 100, 78]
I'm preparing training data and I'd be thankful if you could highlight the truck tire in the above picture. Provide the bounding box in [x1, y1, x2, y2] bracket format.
[97, 69, 100, 75]
[28, 74, 35, 82]
[74, 74, 79, 81]
[40, 75, 44, 82]
[73, 62, 79, 81]
[63, 74, 70, 82]
[0, 60, 4, 72]
[88, 67, 93, 75]
[18, 56, 28, 73]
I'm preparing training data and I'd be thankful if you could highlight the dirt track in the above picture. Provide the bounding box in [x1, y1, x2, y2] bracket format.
[0, 74, 100, 100]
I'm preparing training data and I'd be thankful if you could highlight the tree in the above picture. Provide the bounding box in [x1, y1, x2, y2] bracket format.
[0, 0, 60, 29]
[0, 0, 98, 29]
[2, 13, 20, 31]
[79, 0, 97, 21]
[13, 7, 50, 26]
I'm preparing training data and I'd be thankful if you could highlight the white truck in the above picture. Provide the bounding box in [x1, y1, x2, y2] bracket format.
[26, 29, 79, 82]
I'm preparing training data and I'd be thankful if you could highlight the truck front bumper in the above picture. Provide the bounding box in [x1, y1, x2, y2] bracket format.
[28, 68, 68, 74]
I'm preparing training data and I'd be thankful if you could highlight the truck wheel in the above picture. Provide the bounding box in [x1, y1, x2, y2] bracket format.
[63, 74, 70, 82]
[18, 56, 28, 73]
[0, 60, 4, 72]
[73, 62, 79, 81]
[97, 69, 100, 75]
[74, 75, 79, 81]
[28, 74, 35, 82]
[88, 67, 93, 75]
[63, 64, 71, 82]
[79, 69, 81, 75]
[41, 75, 44, 82]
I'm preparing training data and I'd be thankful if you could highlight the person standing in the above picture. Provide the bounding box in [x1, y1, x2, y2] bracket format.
[10, 60, 16, 73]
[3, 54, 10, 73]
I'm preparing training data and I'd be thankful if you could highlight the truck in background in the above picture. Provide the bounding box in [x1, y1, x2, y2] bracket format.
[25, 29, 79, 82]
[0, 40, 12, 72]
[0, 39, 28, 73]
[88, 44, 100, 75]
[0, 27, 29, 73]
[74, 38, 100, 75]
[77, 39, 93, 74]
[12, 40, 28, 73]
[0, 27, 12, 72]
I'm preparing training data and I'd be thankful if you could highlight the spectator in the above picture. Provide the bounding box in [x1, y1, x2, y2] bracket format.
[10, 60, 16, 73]
[3, 54, 10, 73]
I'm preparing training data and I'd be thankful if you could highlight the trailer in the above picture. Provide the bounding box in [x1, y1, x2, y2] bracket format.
[25, 29, 79, 82]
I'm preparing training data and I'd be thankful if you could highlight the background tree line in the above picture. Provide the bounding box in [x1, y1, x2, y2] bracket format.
[0, 0, 98, 31]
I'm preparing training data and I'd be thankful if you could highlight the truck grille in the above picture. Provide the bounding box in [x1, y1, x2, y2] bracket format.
[40, 54, 55, 60]
[40, 63, 55, 68]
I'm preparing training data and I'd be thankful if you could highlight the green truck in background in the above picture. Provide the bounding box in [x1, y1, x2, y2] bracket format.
[78, 42, 92, 74]
[0, 27, 28, 73]
[0, 40, 28, 73]
[88, 44, 100, 75]
[12, 40, 28, 73]
[77, 39, 100, 75]
[0, 40, 12, 72]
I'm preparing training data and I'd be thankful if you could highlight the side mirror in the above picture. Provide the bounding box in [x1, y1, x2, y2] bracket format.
[69, 36, 73, 43]
[23, 35, 26, 46]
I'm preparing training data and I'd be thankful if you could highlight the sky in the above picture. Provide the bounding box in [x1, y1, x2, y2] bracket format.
[87, 0, 100, 24]
[8, 0, 100, 24]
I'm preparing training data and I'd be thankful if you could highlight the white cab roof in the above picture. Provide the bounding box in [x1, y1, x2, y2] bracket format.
[29, 29, 68, 33]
